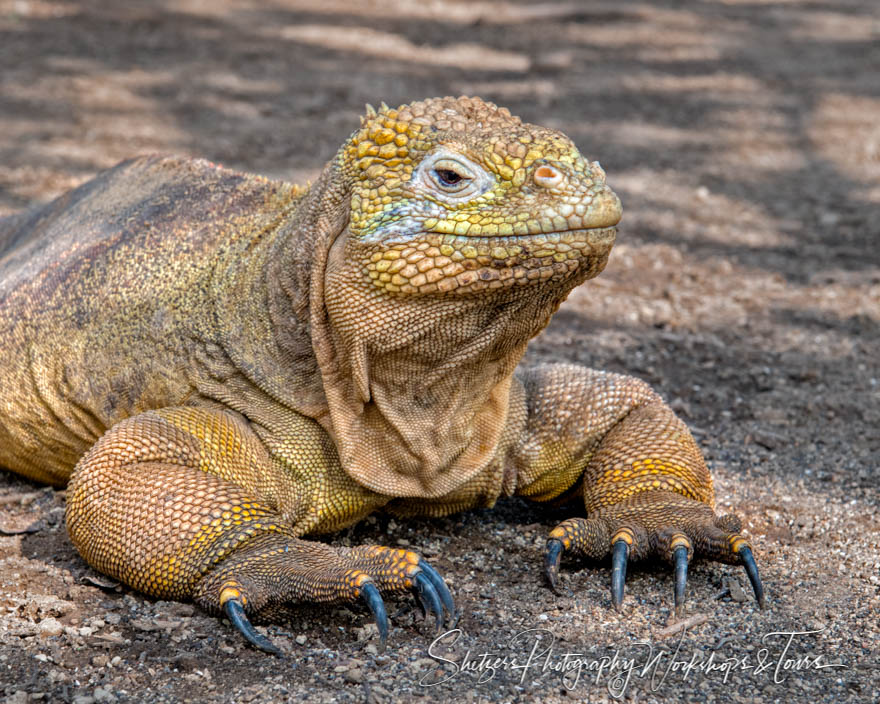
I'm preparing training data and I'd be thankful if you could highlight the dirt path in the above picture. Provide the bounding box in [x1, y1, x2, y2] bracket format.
[0, 1, 877, 702]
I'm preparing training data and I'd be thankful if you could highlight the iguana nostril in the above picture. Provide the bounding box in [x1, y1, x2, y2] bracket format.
[533, 164, 563, 188]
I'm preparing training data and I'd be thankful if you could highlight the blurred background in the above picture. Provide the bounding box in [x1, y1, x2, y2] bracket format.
[0, 1, 877, 702]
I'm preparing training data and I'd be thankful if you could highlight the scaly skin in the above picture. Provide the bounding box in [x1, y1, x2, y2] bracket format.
[0, 97, 763, 653]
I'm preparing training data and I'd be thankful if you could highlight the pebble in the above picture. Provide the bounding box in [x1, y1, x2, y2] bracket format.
[344, 668, 363, 683]
[92, 688, 117, 704]
[727, 576, 748, 603]
[37, 618, 63, 637]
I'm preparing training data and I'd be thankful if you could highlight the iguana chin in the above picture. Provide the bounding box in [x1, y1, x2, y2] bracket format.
[0, 96, 763, 654]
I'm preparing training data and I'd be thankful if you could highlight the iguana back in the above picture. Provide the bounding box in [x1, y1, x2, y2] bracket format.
[0, 155, 302, 484]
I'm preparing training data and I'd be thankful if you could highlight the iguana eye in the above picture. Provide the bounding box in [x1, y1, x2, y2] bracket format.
[434, 169, 463, 187]
[416, 149, 491, 202]
[429, 158, 474, 192]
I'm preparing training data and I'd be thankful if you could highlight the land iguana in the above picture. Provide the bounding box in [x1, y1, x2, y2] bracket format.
[0, 96, 763, 653]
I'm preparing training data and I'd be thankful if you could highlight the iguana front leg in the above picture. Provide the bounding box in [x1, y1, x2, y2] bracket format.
[65, 406, 453, 653]
[512, 364, 764, 614]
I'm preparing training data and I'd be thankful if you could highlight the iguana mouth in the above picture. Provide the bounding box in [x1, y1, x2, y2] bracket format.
[362, 226, 617, 295]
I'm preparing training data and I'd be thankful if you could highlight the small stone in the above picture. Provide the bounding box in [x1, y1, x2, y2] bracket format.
[130, 617, 157, 631]
[345, 668, 364, 683]
[172, 654, 199, 671]
[38, 618, 63, 637]
[92, 688, 117, 704]
[71, 697, 95, 704]
[91, 655, 109, 667]
[295, 635, 307, 645]
[727, 576, 747, 602]
[371, 686, 391, 699]
[752, 429, 785, 450]
[166, 603, 195, 617]
[109, 656, 122, 667]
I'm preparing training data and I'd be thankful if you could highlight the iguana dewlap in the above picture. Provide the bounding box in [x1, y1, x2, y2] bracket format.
[0, 96, 763, 653]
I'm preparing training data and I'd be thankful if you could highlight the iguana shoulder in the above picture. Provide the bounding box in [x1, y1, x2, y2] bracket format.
[0, 155, 305, 484]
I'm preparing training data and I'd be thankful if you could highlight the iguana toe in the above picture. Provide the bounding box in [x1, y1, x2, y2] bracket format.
[673, 543, 689, 616]
[222, 596, 283, 655]
[610, 537, 629, 611]
[412, 573, 444, 632]
[416, 559, 456, 622]
[737, 545, 765, 608]
[360, 583, 389, 652]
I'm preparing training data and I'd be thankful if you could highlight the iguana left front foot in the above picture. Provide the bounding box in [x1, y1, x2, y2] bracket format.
[520, 379, 765, 615]
[544, 494, 764, 615]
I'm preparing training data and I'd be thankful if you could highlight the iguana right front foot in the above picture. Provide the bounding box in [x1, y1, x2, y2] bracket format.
[195, 538, 454, 654]
[65, 406, 453, 654]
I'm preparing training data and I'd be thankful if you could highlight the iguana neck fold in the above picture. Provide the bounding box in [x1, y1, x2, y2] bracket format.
[314, 225, 588, 498]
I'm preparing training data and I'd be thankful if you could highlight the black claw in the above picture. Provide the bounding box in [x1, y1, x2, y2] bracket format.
[673, 546, 689, 617]
[223, 599, 281, 655]
[544, 539, 564, 594]
[611, 540, 629, 611]
[417, 560, 456, 620]
[414, 573, 445, 632]
[360, 582, 389, 652]
[738, 546, 765, 608]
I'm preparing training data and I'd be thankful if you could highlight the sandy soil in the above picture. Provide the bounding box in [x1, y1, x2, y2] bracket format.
[0, 1, 878, 702]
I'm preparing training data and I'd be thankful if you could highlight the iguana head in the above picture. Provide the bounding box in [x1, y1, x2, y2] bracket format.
[310, 97, 622, 498]
[339, 96, 621, 296]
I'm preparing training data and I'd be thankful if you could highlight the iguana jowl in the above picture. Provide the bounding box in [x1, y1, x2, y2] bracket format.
[0, 97, 763, 653]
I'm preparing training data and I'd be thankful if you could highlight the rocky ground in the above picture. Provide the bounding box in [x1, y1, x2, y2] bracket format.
[0, 1, 877, 702]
